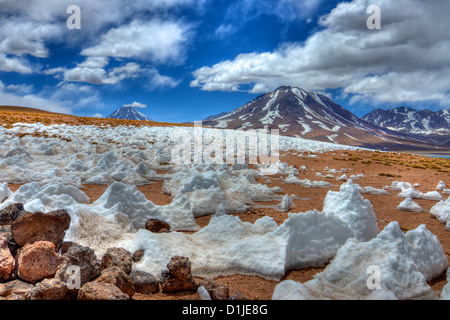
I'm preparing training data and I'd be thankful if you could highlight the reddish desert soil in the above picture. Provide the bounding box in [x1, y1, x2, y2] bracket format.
[2, 108, 450, 300]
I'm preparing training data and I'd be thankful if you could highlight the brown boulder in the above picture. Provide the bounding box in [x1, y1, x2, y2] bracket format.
[0, 232, 15, 280]
[78, 281, 129, 300]
[160, 256, 198, 293]
[28, 278, 71, 300]
[145, 219, 171, 233]
[130, 270, 159, 295]
[101, 247, 133, 274]
[0, 279, 34, 300]
[17, 241, 60, 283]
[95, 266, 135, 297]
[11, 209, 71, 248]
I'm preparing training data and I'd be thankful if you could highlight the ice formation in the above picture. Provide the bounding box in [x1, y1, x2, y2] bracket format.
[397, 198, 423, 212]
[284, 175, 332, 188]
[430, 196, 450, 230]
[272, 222, 447, 300]
[437, 181, 447, 191]
[161, 165, 287, 217]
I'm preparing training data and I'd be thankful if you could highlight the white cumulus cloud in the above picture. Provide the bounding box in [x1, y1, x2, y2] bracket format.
[192, 0, 450, 106]
[123, 102, 147, 109]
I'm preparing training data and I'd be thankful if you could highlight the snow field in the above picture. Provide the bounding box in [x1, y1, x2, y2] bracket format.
[0, 123, 449, 299]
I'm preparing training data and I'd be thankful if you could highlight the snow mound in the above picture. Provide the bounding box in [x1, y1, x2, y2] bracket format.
[0, 182, 12, 203]
[430, 196, 450, 229]
[273, 222, 447, 300]
[437, 181, 447, 191]
[440, 269, 450, 300]
[91, 181, 199, 231]
[398, 189, 444, 201]
[322, 180, 379, 242]
[385, 181, 414, 191]
[162, 166, 284, 217]
[397, 198, 423, 212]
[284, 175, 332, 188]
[0, 182, 90, 212]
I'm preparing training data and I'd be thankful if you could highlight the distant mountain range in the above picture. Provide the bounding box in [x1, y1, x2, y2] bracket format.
[107, 106, 152, 121]
[202, 86, 449, 153]
[362, 107, 450, 135]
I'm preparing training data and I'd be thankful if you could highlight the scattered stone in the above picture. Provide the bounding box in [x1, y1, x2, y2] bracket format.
[95, 266, 135, 297]
[160, 256, 198, 293]
[132, 249, 145, 263]
[130, 270, 159, 295]
[0, 232, 15, 281]
[55, 245, 101, 289]
[28, 278, 71, 300]
[101, 247, 133, 275]
[0, 279, 34, 300]
[145, 219, 171, 233]
[0, 203, 24, 226]
[17, 241, 60, 283]
[228, 292, 250, 300]
[198, 279, 229, 300]
[11, 209, 71, 248]
[78, 281, 130, 300]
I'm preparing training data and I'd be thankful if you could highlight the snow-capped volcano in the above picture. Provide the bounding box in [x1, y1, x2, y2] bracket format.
[201, 86, 437, 151]
[107, 106, 153, 121]
[362, 107, 450, 136]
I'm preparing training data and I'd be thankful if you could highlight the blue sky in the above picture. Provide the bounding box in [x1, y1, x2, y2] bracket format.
[0, 0, 449, 123]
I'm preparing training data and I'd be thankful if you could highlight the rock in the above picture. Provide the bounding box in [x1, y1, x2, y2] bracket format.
[55, 245, 101, 289]
[145, 219, 171, 233]
[28, 278, 71, 300]
[78, 282, 130, 300]
[101, 247, 133, 275]
[0, 225, 19, 255]
[95, 266, 135, 297]
[228, 292, 250, 300]
[160, 256, 198, 293]
[132, 249, 145, 263]
[0, 203, 24, 226]
[130, 270, 159, 295]
[198, 279, 229, 300]
[0, 279, 34, 300]
[11, 209, 71, 248]
[17, 241, 60, 283]
[0, 232, 15, 280]
[59, 241, 78, 255]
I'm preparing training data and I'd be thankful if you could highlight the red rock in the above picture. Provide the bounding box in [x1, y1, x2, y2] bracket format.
[28, 278, 71, 300]
[95, 266, 135, 297]
[11, 209, 71, 248]
[55, 245, 101, 289]
[160, 256, 198, 293]
[101, 247, 133, 274]
[78, 282, 130, 300]
[17, 241, 60, 283]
